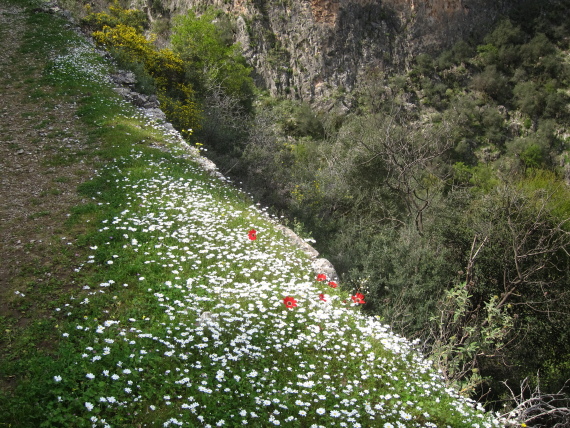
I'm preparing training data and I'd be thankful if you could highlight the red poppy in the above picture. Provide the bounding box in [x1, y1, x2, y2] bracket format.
[319, 293, 326, 302]
[316, 274, 327, 282]
[351, 293, 366, 304]
[248, 229, 257, 240]
[328, 281, 338, 288]
[283, 296, 298, 309]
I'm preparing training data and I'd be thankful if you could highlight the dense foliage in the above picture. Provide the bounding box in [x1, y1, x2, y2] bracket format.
[82, 4, 255, 139]
[209, 0, 570, 407]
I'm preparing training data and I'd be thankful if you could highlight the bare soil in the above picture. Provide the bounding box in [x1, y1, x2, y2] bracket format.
[0, 5, 96, 335]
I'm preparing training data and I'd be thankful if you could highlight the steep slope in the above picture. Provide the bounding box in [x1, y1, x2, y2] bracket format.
[147, 0, 522, 102]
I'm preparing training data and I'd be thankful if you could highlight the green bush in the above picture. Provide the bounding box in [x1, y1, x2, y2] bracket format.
[170, 8, 255, 111]
[436, 40, 474, 69]
[513, 80, 546, 118]
[91, 22, 202, 134]
[483, 19, 525, 51]
[81, 3, 148, 32]
[273, 99, 325, 139]
[470, 65, 510, 103]
[520, 142, 546, 168]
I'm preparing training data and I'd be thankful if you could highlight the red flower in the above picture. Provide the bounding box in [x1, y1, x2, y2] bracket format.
[319, 293, 326, 302]
[316, 274, 327, 282]
[283, 296, 297, 309]
[248, 229, 257, 240]
[328, 281, 338, 288]
[351, 293, 366, 304]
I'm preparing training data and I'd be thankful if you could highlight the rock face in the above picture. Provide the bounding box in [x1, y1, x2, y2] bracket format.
[110, 71, 161, 108]
[145, 0, 522, 104]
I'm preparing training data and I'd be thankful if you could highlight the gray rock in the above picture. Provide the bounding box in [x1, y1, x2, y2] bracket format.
[129, 92, 149, 107]
[144, 108, 167, 120]
[311, 258, 339, 282]
[235, 16, 251, 52]
[113, 87, 131, 98]
[144, 95, 159, 108]
[113, 86, 160, 109]
[111, 71, 136, 86]
[193, 156, 224, 179]
[273, 224, 339, 281]
[275, 225, 319, 259]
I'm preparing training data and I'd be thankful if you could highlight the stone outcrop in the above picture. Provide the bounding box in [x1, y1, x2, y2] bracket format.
[276, 224, 339, 281]
[144, 0, 522, 105]
[110, 72, 160, 108]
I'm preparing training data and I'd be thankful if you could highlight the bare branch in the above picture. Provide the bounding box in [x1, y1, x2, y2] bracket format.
[501, 378, 570, 428]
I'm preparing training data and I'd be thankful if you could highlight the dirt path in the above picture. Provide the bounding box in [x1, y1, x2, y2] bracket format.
[0, 4, 97, 329]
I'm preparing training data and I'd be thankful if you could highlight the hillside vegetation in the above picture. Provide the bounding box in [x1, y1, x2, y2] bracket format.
[68, 0, 570, 408]
[0, 0, 516, 427]
[46, 0, 570, 420]
[168, 0, 570, 406]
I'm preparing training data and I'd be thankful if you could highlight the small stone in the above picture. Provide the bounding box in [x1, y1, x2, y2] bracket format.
[312, 258, 339, 282]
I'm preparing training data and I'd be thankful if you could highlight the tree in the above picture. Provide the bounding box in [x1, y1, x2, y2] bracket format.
[513, 80, 546, 122]
[349, 104, 454, 234]
[453, 179, 570, 393]
[470, 65, 511, 103]
[170, 8, 255, 110]
[501, 378, 570, 428]
[428, 278, 514, 396]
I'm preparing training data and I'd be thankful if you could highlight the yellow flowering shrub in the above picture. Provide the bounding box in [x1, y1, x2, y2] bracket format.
[158, 85, 202, 136]
[145, 48, 185, 84]
[91, 22, 201, 132]
[92, 24, 154, 65]
[82, 4, 148, 32]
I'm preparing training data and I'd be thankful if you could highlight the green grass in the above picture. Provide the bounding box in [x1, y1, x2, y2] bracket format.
[0, 1, 506, 427]
[54, 176, 72, 183]
[28, 210, 51, 219]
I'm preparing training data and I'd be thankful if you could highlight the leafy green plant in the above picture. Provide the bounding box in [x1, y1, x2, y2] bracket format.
[428, 281, 514, 396]
[89, 17, 202, 135]
[170, 8, 255, 110]
[81, 3, 148, 32]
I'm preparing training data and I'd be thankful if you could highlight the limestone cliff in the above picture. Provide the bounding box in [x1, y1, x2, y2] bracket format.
[141, 0, 522, 104]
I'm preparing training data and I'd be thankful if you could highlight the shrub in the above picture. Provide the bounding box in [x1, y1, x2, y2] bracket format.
[170, 8, 255, 110]
[513, 80, 546, 119]
[274, 100, 324, 139]
[520, 33, 556, 68]
[437, 40, 476, 69]
[520, 142, 546, 168]
[91, 21, 201, 133]
[470, 65, 510, 103]
[483, 19, 525, 49]
[81, 3, 148, 32]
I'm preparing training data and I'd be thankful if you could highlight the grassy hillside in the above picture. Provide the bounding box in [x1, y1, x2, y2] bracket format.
[0, 0, 507, 427]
